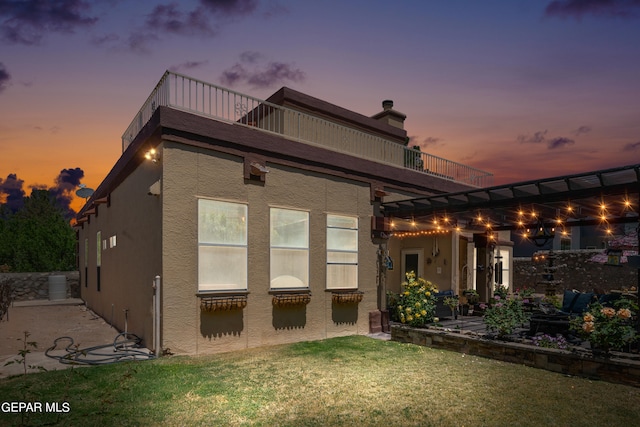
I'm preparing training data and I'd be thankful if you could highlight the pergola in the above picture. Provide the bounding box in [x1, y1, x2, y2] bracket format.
[382, 163, 639, 237]
[381, 163, 640, 296]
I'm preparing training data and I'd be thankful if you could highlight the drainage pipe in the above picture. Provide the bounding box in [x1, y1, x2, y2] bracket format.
[153, 275, 161, 356]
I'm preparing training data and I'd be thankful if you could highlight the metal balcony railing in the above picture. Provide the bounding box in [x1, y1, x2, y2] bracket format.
[122, 71, 493, 187]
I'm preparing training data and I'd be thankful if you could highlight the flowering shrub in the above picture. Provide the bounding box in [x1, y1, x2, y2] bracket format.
[515, 286, 534, 299]
[570, 299, 638, 352]
[482, 295, 528, 338]
[494, 284, 508, 299]
[531, 334, 568, 350]
[396, 271, 438, 327]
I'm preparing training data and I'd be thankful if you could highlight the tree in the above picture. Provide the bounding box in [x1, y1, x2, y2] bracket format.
[0, 190, 76, 272]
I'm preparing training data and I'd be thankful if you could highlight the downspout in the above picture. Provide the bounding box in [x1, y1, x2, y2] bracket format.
[153, 275, 161, 356]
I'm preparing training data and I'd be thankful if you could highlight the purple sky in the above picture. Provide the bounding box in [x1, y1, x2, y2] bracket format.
[1, 0, 640, 211]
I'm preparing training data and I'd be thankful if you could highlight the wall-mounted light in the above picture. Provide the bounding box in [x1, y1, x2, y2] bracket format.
[145, 148, 160, 163]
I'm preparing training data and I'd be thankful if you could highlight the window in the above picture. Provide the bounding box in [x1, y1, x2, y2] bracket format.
[270, 208, 309, 289]
[494, 248, 510, 288]
[198, 199, 247, 291]
[96, 231, 101, 291]
[109, 235, 117, 249]
[84, 238, 88, 288]
[326, 215, 358, 289]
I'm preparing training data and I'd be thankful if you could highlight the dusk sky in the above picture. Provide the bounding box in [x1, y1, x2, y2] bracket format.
[1, 0, 640, 213]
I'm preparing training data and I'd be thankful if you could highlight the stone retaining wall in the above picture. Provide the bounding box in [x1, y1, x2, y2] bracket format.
[0, 271, 80, 301]
[392, 324, 640, 388]
[513, 250, 638, 293]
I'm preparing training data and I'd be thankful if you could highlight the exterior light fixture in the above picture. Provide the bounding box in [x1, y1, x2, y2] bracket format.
[526, 218, 555, 247]
[145, 148, 159, 163]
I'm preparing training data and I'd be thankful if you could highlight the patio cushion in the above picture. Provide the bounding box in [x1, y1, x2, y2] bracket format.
[598, 293, 620, 307]
[561, 290, 595, 314]
[571, 292, 594, 314]
[435, 290, 454, 297]
[561, 290, 579, 312]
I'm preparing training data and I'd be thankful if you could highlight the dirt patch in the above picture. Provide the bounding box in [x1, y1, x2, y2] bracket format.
[0, 301, 122, 378]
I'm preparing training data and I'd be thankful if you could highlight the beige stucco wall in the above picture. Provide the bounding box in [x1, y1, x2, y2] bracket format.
[78, 158, 162, 348]
[161, 141, 378, 355]
[386, 233, 456, 295]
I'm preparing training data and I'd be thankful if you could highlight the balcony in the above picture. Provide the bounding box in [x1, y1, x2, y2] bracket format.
[122, 71, 493, 187]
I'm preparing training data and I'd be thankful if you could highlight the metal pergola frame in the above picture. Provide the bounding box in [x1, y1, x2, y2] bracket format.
[381, 163, 640, 234]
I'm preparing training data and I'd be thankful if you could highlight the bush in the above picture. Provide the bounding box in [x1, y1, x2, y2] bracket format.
[570, 299, 638, 352]
[482, 295, 528, 338]
[396, 271, 439, 327]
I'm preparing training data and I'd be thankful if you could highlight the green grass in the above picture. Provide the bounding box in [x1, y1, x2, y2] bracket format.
[1, 336, 639, 426]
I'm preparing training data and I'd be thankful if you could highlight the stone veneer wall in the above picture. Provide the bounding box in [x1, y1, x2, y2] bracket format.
[392, 324, 640, 388]
[513, 250, 638, 294]
[0, 271, 80, 301]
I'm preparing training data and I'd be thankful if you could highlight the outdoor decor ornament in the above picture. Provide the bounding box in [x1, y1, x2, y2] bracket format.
[526, 218, 555, 247]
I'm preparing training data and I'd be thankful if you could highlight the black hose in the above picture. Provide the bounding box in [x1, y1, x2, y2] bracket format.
[45, 332, 155, 365]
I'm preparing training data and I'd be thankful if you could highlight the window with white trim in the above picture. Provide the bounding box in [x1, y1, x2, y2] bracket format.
[198, 199, 248, 291]
[326, 214, 358, 289]
[270, 208, 309, 289]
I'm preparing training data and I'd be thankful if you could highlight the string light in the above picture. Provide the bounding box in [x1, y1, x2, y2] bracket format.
[387, 195, 636, 239]
[392, 230, 451, 239]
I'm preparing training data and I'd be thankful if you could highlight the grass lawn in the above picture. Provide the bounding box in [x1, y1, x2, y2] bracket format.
[1, 335, 639, 426]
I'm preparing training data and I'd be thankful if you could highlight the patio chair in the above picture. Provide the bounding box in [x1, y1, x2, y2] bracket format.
[434, 290, 458, 319]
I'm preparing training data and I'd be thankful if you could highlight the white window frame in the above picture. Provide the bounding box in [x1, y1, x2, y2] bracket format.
[270, 207, 309, 289]
[198, 199, 248, 292]
[326, 214, 358, 289]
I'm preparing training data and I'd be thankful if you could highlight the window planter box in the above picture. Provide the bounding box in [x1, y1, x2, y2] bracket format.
[272, 293, 311, 307]
[199, 295, 248, 312]
[331, 291, 364, 304]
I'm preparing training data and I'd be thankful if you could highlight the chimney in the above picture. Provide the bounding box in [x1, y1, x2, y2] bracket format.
[372, 99, 406, 130]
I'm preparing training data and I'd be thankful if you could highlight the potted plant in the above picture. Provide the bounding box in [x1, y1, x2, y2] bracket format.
[462, 289, 479, 305]
[443, 295, 459, 319]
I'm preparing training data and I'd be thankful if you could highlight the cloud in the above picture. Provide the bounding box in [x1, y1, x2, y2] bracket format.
[239, 51, 263, 64]
[623, 141, 640, 151]
[0, 173, 25, 212]
[422, 137, 442, 147]
[544, 0, 640, 19]
[409, 136, 442, 149]
[146, 2, 216, 37]
[247, 62, 305, 88]
[547, 137, 576, 149]
[517, 130, 548, 144]
[169, 60, 210, 72]
[0, 0, 98, 45]
[90, 32, 119, 47]
[48, 168, 85, 219]
[573, 125, 592, 136]
[113, 0, 262, 53]
[220, 52, 306, 88]
[0, 62, 9, 93]
[220, 64, 248, 86]
[1, 169, 85, 218]
[124, 30, 160, 54]
[200, 0, 259, 15]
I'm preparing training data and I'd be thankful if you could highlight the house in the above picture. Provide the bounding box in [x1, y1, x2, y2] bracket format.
[75, 71, 493, 355]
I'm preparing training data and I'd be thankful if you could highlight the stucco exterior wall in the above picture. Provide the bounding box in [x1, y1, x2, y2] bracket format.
[161, 142, 378, 355]
[78, 159, 162, 348]
[386, 233, 456, 295]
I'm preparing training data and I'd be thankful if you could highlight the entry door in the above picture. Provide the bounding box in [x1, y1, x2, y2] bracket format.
[401, 249, 424, 279]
